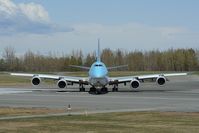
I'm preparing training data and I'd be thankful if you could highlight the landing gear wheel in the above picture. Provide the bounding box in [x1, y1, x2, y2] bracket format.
[96, 89, 101, 94]
[89, 87, 96, 92]
[101, 87, 108, 94]
[112, 85, 118, 92]
[112, 87, 118, 92]
[79, 87, 85, 92]
[79, 84, 85, 92]
[89, 87, 96, 94]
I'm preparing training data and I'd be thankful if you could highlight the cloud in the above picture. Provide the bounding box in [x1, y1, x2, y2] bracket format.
[0, 0, 72, 35]
[0, 21, 198, 55]
[0, 1, 198, 55]
[19, 2, 50, 23]
[73, 23, 186, 38]
[71, 23, 192, 50]
[10, 23, 198, 54]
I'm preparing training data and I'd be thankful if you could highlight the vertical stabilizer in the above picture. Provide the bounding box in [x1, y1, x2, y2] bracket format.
[97, 38, 101, 62]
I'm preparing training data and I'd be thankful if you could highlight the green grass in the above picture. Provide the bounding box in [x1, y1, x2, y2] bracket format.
[0, 73, 30, 86]
[0, 107, 65, 117]
[1, 111, 199, 133]
[193, 71, 199, 75]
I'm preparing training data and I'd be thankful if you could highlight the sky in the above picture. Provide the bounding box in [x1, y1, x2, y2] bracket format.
[0, 0, 199, 55]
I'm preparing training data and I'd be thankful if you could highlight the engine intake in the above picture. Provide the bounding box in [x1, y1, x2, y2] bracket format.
[57, 79, 67, 88]
[130, 79, 140, 88]
[156, 76, 166, 85]
[31, 76, 41, 86]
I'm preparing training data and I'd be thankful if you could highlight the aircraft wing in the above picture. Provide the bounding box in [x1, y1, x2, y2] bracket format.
[10, 73, 88, 83]
[109, 73, 187, 83]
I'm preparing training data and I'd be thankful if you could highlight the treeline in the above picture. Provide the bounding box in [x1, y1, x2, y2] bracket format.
[0, 46, 198, 72]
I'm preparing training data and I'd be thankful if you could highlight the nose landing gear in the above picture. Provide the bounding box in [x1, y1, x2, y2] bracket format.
[89, 87, 108, 95]
[101, 87, 108, 94]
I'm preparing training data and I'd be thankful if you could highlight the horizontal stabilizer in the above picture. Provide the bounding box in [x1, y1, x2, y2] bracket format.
[107, 65, 128, 70]
[69, 65, 90, 70]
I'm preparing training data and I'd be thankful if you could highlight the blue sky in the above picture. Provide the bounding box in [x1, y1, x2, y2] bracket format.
[1, 0, 199, 55]
[14, 0, 199, 28]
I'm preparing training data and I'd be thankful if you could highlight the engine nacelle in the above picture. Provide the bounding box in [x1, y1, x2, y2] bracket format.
[130, 79, 140, 89]
[156, 76, 166, 85]
[57, 79, 67, 88]
[31, 76, 41, 86]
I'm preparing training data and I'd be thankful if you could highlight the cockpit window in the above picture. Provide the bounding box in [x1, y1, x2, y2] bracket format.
[95, 64, 103, 67]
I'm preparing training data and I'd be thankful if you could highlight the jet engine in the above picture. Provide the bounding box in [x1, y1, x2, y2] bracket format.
[57, 79, 67, 88]
[31, 76, 41, 86]
[156, 76, 166, 85]
[130, 79, 140, 89]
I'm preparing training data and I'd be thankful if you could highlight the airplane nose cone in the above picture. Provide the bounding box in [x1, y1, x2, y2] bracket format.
[90, 69, 107, 78]
[93, 72, 105, 78]
[89, 64, 108, 78]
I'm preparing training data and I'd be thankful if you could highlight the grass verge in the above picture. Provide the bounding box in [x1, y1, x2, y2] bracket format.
[0, 107, 65, 117]
[0, 110, 199, 133]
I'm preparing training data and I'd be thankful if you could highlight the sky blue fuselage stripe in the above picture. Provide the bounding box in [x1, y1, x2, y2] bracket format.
[88, 61, 108, 87]
[89, 61, 108, 78]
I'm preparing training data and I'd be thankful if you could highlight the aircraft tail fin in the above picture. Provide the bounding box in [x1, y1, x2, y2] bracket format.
[97, 38, 101, 62]
[107, 65, 128, 70]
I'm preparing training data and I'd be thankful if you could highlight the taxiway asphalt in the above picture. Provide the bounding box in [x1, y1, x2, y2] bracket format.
[0, 75, 199, 113]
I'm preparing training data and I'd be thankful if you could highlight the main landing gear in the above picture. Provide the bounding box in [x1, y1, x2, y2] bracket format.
[89, 87, 108, 94]
[112, 84, 118, 92]
[79, 84, 85, 92]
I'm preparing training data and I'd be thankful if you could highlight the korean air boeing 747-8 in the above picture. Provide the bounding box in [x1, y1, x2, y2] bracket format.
[11, 40, 187, 94]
